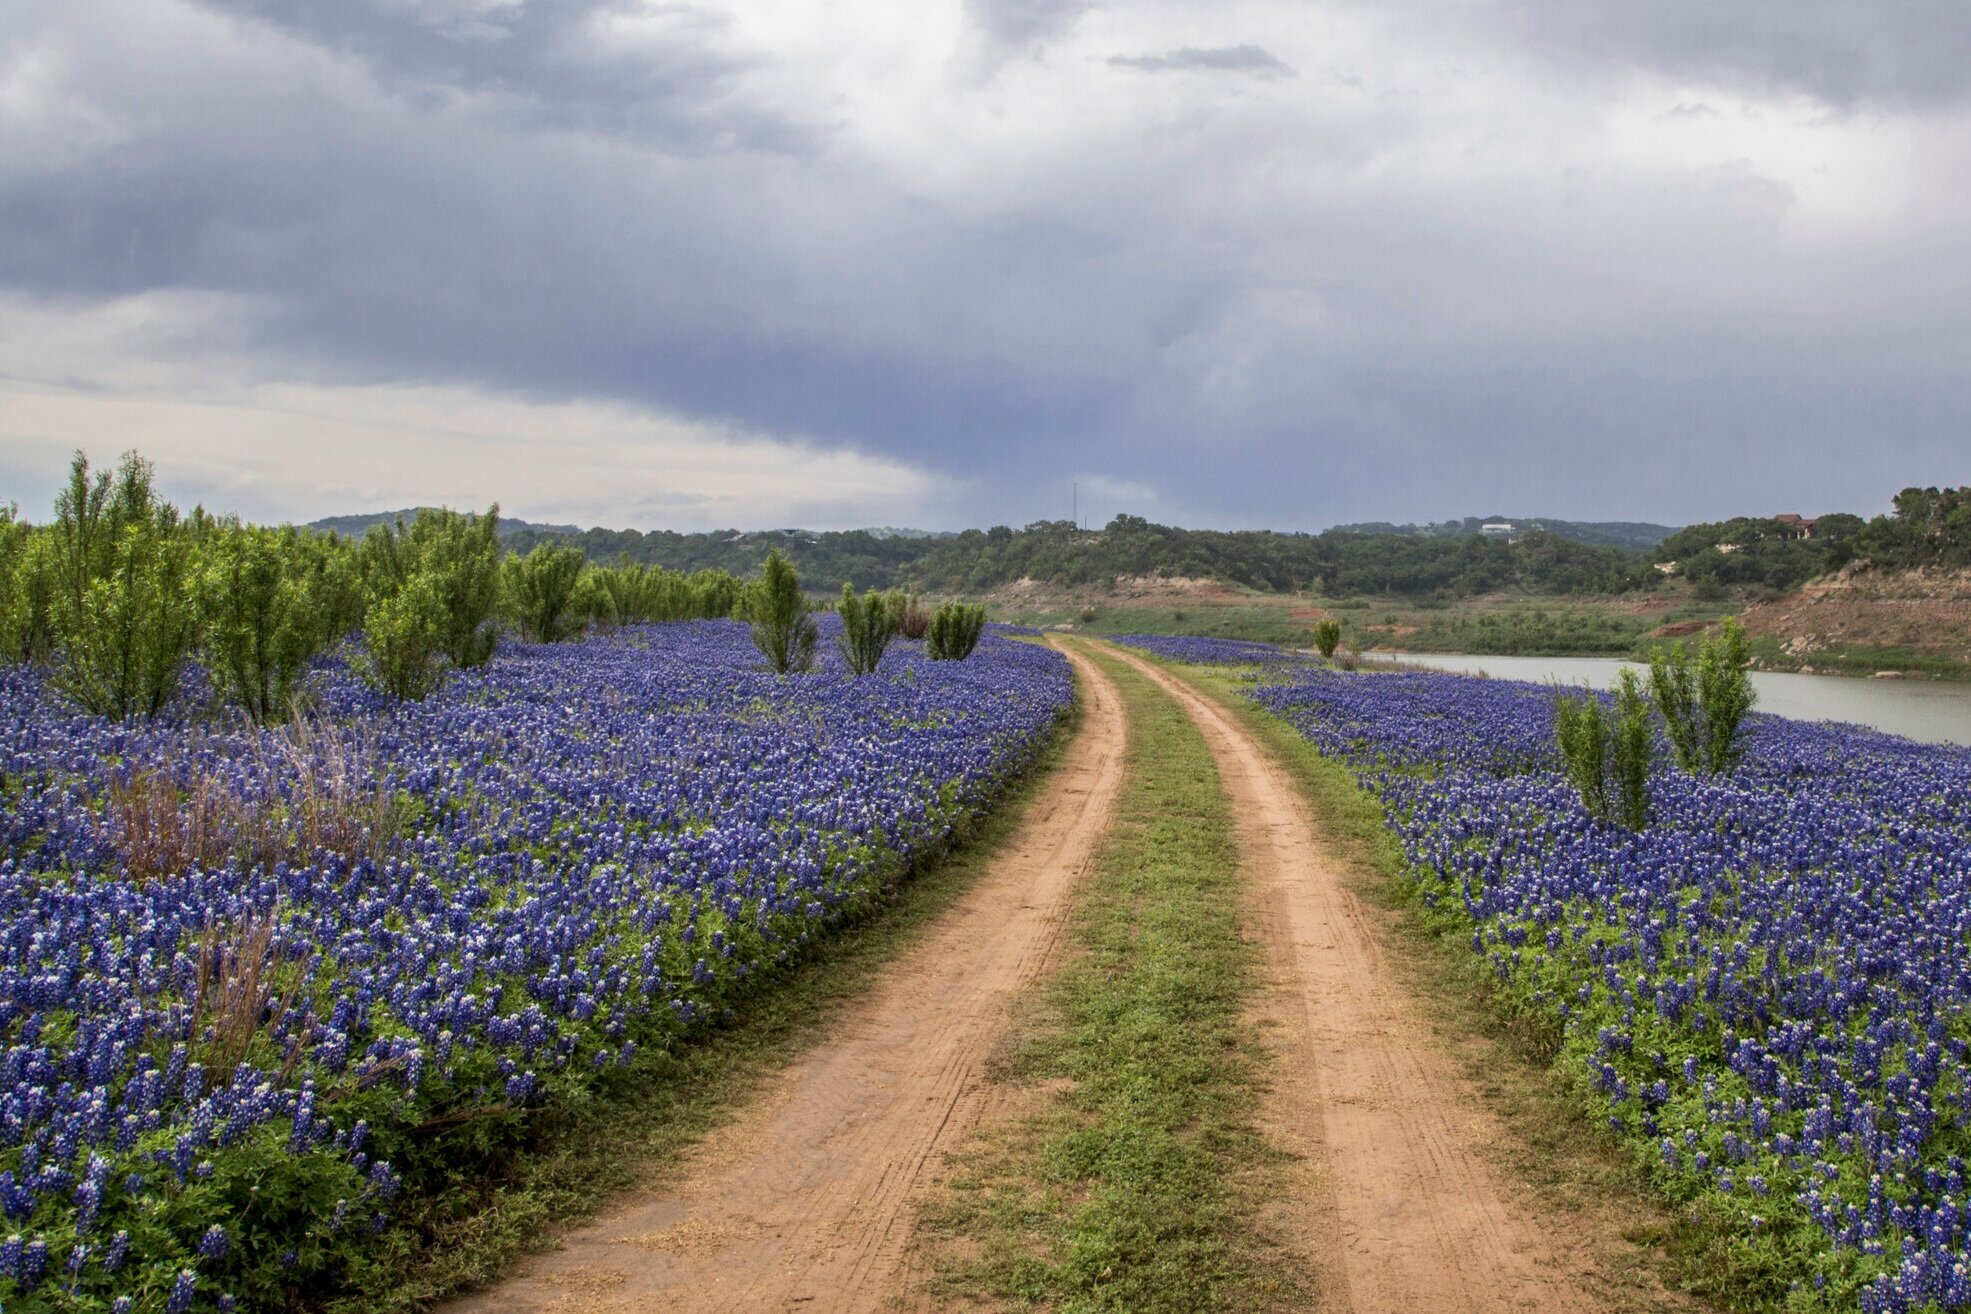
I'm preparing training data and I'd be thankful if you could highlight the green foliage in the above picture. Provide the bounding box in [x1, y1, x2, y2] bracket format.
[1610, 668, 1653, 831]
[585, 562, 744, 626]
[360, 506, 502, 670]
[884, 590, 930, 640]
[195, 523, 342, 721]
[1649, 641, 1702, 773]
[1650, 618, 1756, 774]
[46, 452, 198, 719]
[1697, 617, 1756, 773]
[502, 541, 590, 643]
[1311, 617, 1343, 659]
[836, 583, 896, 676]
[742, 548, 817, 674]
[926, 601, 986, 661]
[0, 509, 58, 664]
[1554, 671, 1652, 830]
[1553, 685, 1612, 822]
[362, 574, 446, 700]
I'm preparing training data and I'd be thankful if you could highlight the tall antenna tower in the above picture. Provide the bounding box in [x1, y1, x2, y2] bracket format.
[1073, 479, 1078, 530]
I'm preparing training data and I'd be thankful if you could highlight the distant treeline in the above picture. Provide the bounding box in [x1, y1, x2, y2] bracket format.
[321, 485, 1971, 603]
[1326, 516, 1679, 551]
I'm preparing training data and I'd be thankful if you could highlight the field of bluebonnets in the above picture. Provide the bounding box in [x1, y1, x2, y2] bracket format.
[1121, 632, 1971, 1312]
[0, 454, 1070, 1311]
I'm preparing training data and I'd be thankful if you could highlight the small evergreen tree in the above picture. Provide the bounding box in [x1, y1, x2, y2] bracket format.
[743, 549, 817, 673]
[503, 542, 589, 643]
[926, 602, 987, 661]
[837, 583, 896, 676]
[1312, 618, 1343, 660]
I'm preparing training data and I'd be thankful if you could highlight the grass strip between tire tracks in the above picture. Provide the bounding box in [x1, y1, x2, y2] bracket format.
[314, 698, 1082, 1313]
[1158, 657, 1725, 1314]
[918, 642, 1307, 1313]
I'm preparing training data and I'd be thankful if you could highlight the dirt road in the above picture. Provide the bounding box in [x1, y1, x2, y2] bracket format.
[1101, 642, 1603, 1314]
[444, 641, 1127, 1314]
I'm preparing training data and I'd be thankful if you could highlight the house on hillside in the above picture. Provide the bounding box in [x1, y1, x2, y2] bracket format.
[1480, 522, 1515, 538]
[1774, 514, 1819, 540]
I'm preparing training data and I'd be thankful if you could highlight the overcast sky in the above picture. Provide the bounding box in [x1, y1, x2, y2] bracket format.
[3, 0, 1967, 531]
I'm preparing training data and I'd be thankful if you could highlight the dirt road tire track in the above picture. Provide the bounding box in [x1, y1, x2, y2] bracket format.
[1099, 641, 1605, 1314]
[442, 640, 1128, 1314]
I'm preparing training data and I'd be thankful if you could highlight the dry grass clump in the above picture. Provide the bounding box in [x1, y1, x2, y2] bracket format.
[105, 703, 406, 882]
[191, 907, 313, 1088]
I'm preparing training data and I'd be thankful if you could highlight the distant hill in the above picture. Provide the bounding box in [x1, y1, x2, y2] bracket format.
[1325, 517, 1680, 552]
[306, 509, 582, 539]
[304, 509, 1659, 596]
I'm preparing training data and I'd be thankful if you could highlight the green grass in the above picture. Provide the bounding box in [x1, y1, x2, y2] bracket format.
[313, 708, 1079, 1313]
[993, 599, 1312, 647]
[1156, 661, 1731, 1313]
[918, 644, 1306, 1313]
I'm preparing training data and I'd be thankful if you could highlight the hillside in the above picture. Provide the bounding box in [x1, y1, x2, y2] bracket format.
[1327, 516, 1679, 551]
[308, 509, 582, 539]
[1741, 567, 1971, 677]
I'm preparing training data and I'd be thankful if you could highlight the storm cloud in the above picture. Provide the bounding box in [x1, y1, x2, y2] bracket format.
[1, 0, 1966, 530]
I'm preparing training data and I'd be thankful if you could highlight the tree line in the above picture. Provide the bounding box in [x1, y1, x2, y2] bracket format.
[0, 452, 988, 722]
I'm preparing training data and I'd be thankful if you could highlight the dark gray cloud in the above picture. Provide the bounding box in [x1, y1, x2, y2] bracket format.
[1109, 44, 1294, 76]
[966, 0, 1097, 49]
[2, 0, 1968, 533]
[1494, 0, 1971, 108]
[190, 0, 811, 149]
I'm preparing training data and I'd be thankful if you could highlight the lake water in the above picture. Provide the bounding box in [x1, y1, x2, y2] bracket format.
[1386, 653, 1971, 748]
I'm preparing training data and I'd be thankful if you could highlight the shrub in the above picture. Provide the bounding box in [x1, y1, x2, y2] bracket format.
[1554, 669, 1653, 830]
[886, 591, 931, 640]
[195, 523, 340, 721]
[0, 508, 57, 664]
[502, 541, 590, 643]
[742, 548, 817, 673]
[838, 583, 896, 676]
[362, 574, 446, 700]
[1311, 617, 1343, 659]
[43, 452, 198, 718]
[57, 521, 197, 720]
[1697, 618, 1756, 772]
[1649, 617, 1756, 775]
[359, 506, 502, 670]
[927, 602, 987, 661]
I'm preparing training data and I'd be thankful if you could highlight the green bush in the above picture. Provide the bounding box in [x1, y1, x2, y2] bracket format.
[503, 541, 590, 643]
[927, 602, 987, 661]
[359, 506, 502, 669]
[1649, 617, 1756, 774]
[742, 548, 817, 673]
[46, 452, 197, 719]
[1311, 617, 1343, 659]
[195, 523, 340, 721]
[362, 574, 446, 700]
[885, 590, 931, 640]
[1553, 669, 1652, 830]
[0, 509, 57, 664]
[837, 583, 897, 676]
